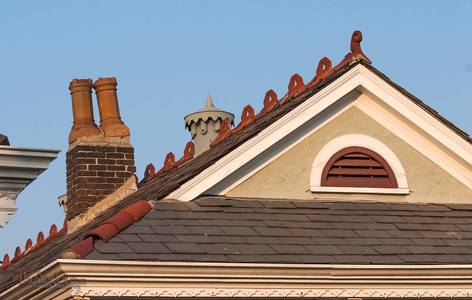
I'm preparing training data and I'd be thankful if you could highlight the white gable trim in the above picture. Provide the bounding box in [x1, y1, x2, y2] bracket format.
[309, 134, 409, 194]
[208, 95, 358, 196]
[167, 64, 472, 201]
[354, 93, 472, 189]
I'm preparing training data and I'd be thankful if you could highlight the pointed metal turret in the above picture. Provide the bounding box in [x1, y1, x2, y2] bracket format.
[184, 93, 234, 156]
[204, 92, 214, 108]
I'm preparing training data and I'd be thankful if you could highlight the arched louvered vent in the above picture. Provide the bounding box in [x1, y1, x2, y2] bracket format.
[321, 146, 397, 188]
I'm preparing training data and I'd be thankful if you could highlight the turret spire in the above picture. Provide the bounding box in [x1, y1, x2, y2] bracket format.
[205, 92, 215, 109]
[184, 93, 234, 156]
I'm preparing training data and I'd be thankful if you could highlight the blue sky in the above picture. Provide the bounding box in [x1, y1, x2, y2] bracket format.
[0, 1, 471, 255]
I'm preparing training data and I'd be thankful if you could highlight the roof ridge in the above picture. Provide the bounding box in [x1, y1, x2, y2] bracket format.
[66, 200, 152, 259]
[0, 200, 151, 269]
[140, 30, 370, 185]
[1, 220, 67, 270]
[363, 63, 471, 143]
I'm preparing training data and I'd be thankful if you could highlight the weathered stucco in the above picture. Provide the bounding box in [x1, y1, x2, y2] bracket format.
[226, 106, 472, 203]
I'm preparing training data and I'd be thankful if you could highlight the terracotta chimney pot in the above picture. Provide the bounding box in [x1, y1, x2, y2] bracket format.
[68, 79, 101, 144]
[93, 77, 130, 137]
[66, 76, 136, 223]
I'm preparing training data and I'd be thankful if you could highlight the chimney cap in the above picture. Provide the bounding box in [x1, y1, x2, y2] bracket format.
[184, 93, 234, 129]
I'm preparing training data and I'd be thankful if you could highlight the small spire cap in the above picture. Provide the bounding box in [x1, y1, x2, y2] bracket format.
[204, 92, 215, 109]
[185, 93, 234, 129]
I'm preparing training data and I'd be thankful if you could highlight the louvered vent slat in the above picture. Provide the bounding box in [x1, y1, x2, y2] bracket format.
[321, 146, 397, 188]
[328, 168, 389, 176]
[333, 159, 382, 167]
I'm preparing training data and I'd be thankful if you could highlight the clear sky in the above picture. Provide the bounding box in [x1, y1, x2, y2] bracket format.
[0, 1, 471, 256]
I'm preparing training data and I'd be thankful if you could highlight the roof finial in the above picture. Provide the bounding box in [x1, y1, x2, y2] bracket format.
[205, 92, 215, 109]
[350, 30, 372, 64]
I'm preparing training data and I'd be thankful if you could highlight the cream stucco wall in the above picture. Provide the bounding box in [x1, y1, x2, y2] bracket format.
[226, 106, 472, 203]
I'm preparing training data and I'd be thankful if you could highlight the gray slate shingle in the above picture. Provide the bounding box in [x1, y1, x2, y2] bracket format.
[88, 196, 472, 264]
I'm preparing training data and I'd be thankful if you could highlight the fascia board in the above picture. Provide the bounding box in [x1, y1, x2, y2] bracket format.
[7, 259, 472, 299]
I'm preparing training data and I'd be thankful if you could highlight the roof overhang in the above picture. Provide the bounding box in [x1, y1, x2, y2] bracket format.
[167, 63, 472, 201]
[0, 145, 59, 227]
[5, 259, 472, 299]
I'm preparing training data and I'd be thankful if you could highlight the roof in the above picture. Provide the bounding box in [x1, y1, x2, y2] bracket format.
[86, 196, 472, 265]
[1, 30, 471, 293]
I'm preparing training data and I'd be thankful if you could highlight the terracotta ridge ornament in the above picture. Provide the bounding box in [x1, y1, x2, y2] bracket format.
[0, 221, 67, 269]
[210, 119, 233, 147]
[261, 90, 279, 115]
[287, 74, 304, 99]
[142, 142, 196, 183]
[13, 247, 22, 261]
[24, 239, 33, 253]
[48, 224, 58, 238]
[162, 152, 176, 171]
[350, 30, 372, 64]
[36, 231, 45, 245]
[1, 254, 9, 269]
[175, 141, 195, 165]
[143, 163, 156, 182]
[141, 30, 372, 184]
[233, 105, 256, 133]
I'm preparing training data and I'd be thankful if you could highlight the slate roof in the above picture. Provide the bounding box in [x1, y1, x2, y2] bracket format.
[1, 31, 471, 293]
[0, 58, 355, 294]
[86, 196, 472, 265]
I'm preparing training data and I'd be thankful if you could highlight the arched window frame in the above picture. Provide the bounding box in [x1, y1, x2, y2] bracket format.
[310, 134, 409, 194]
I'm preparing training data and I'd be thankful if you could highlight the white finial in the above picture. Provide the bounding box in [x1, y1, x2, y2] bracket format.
[205, 92, 215, 109]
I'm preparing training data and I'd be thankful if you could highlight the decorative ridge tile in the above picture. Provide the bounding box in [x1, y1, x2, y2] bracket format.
[1, 220, 67, 270]
[139, 30, 371, 185]
[66, 200, 152, 259]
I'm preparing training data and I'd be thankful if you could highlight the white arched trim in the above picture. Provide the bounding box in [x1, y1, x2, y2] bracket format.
[310, 134, 409, 194]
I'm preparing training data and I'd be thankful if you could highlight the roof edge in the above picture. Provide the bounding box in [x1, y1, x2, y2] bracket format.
[5, 259, 472, 299]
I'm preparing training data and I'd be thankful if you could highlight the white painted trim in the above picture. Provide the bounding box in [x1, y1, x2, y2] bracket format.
[311, 186, 410, 194]
[358, 69, 472, 163]
[167, 66, 364, 201]
[167, 64, 472, 201]
[6, 259, 472, 299]
[309, 134, 409, 193]
[0, 146, 59, 228]
[73, 288, 472, 298]
[354, 94, 472, 189]
[209, 93, 358, 196]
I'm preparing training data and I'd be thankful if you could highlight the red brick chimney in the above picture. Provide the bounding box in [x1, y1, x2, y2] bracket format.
[65, 77, 136, 223]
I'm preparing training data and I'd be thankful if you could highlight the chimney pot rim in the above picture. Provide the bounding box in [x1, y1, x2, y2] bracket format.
[69, 79, 93, 92]
[94, 77, 118, 89]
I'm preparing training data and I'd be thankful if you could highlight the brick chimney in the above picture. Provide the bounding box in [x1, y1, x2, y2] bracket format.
[65, 77, 136, 223]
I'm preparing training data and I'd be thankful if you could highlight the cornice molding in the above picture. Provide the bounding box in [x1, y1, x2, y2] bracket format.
[6, 260, 472, 299]
[73, 287, 472, 298]
[0, 146, 59, 228]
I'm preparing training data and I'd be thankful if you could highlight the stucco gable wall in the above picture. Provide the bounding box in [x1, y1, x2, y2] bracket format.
[226, 106, 472, 203]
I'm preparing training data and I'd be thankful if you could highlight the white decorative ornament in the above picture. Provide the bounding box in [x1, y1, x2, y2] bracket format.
[73, 287, 472, 298]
